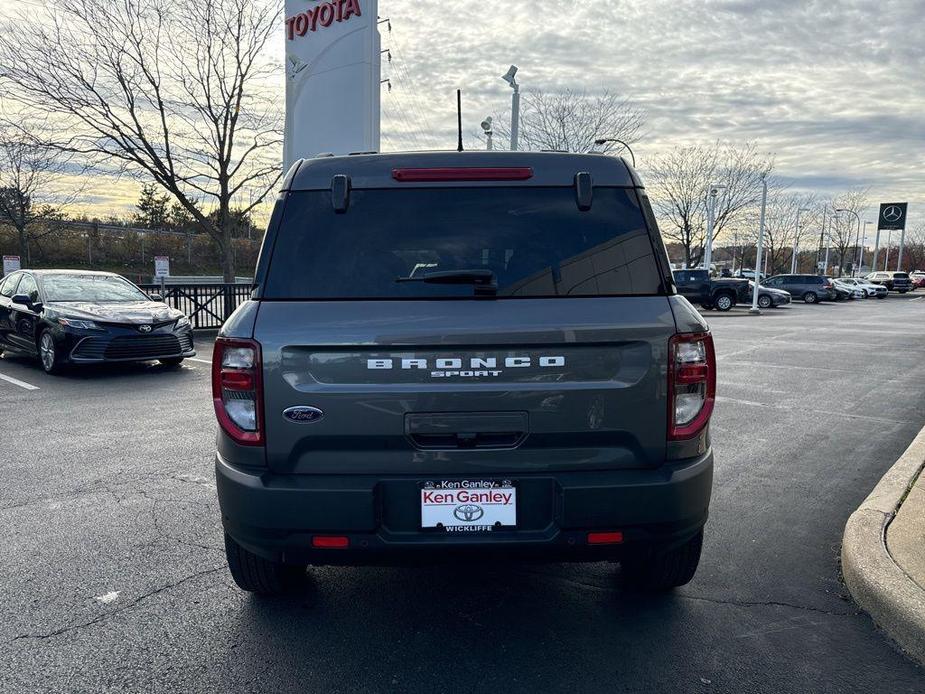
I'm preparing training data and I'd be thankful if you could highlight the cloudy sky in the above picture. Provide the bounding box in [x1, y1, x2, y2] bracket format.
[1, 0, 923, 227]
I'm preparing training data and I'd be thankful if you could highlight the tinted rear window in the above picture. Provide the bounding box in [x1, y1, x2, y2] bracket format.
[263, 187, 663, 299]
[894, 273, 909, 279]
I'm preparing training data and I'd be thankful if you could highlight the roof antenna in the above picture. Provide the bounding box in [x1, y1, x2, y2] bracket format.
[457, 89, 464, 152]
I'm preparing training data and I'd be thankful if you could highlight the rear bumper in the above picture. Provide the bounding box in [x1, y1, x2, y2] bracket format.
[215, 451, 714, 565]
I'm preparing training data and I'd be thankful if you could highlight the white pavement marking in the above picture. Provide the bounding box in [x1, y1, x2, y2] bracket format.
[94, 591, 120, 604]
[0, 372, 40, 391]
[189, 357, 213, 365]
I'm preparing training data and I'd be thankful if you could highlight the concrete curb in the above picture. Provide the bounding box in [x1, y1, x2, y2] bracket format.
[842, 425, 925, 665]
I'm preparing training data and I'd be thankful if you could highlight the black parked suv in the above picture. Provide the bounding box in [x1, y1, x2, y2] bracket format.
[213, 152, 715, 595]
[763, 274, 836, 303]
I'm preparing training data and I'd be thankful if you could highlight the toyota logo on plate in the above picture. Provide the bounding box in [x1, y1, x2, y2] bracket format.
[883, 206, 903, 223]
[138, 325, 153, 333]
[453, 504, 484, 522]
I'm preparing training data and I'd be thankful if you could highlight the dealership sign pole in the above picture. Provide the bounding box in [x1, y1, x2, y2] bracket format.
[283, 0, 381, 170]
[875, 202, 908, 272]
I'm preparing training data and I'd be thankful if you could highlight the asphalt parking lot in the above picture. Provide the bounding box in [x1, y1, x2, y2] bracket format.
[1, 294, 923, 693]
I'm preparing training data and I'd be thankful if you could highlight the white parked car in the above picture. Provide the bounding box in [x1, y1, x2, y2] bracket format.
[832, 278, 867, 299]
[837, 277, 887, 299]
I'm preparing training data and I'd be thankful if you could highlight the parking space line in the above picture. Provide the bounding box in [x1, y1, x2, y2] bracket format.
[0, 372, 40, 391]
[189, 358, 213, 365]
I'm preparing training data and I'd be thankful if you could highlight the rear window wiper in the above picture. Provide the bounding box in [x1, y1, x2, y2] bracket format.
[396, 269, 498, 295]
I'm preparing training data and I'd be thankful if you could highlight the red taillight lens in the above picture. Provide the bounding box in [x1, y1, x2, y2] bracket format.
[212, 338, 263, 446]
[668, 333, 716, 441]
[312, 536, 350, 549]
[391, 167, 534, 182]
[587, 531, 624, 545]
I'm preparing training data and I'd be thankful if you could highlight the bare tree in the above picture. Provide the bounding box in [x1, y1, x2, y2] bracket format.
[761, 191, 819, 275]
[492, 89, 645, 155]
[0, 125, 80, 263]
[648, 141, 774, 268]
[829, 189, 870, 275]
[0, 0, 283, 282]
[898, 225, 925, 273]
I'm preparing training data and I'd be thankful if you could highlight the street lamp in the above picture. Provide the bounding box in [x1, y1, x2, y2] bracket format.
[750, 174, 769, 315]
[702, 184, 726, 273]
[835, 208, 861, 276]
[790, 208, 811, 273]
[501, 65, 520, 151]
[859, 221, 872, 275]
[593, 138, 637, 167]
[480, 117, 494, 151]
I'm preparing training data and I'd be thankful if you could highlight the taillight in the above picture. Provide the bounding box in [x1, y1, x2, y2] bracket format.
[668, 333, 716, 440]
[212, 338, 263, 446]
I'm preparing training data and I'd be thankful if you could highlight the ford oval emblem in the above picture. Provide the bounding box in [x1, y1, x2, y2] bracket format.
[283, 406, 324, 424]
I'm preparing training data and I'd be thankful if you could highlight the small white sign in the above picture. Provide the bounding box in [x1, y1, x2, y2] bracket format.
[154, 256, 170, 278]
[421, 481, 516, 532]
[3, 255, 21, 276]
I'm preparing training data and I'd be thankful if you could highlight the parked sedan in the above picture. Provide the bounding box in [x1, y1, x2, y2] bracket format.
[744, 281, 791, 309]
[832, 278, 865, 300]
[0, 269, 195, 374]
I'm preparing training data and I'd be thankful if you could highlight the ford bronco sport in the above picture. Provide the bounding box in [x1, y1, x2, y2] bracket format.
[213, 151, 715, 595]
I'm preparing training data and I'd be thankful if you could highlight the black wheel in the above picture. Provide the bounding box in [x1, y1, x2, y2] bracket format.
[899, 290, 908, 294]
[159, 357, 185, 367]
[803, 292, 818, 304]
[224, 533, 306, 595]
[877, 294, 886, 300]
[621, 530, 704, 591]
[38, 330, 63, 374]
[700, 303, 713, 311]
[714, 293, 734, 312]
[757, 294, 772, 309]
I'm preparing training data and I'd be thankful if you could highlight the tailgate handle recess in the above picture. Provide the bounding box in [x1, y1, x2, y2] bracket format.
[405, 412, 528, 450]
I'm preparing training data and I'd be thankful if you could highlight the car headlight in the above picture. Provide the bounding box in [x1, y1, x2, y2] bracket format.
[57, 317, 102, 330]
[175, 315, 191, 329]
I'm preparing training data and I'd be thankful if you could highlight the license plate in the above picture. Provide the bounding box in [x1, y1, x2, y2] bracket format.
[421, 480, 516, 532]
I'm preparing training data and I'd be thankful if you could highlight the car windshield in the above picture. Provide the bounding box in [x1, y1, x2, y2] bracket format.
[42, 274, 149, 302]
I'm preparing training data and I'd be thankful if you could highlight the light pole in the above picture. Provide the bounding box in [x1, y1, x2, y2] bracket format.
[501, 65, 520, 151]
[481, 117, 494, 151]
[750, 175, 768, 315]
[593, 138, 637, 167]
[835, 208, 861, 276]
[871, 224, 882, 274]
[790, 207, 811, 273]
[859, 221, 872, 275]
[702, 185, 726, 274]
[884, 229, 893, 270]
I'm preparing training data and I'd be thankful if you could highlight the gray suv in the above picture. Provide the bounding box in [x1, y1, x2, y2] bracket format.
[213, 152, 715, 595]
[763, 274, 836, 303]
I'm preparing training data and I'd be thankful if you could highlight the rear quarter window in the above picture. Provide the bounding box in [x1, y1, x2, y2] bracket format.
[263, 186, 664, 299]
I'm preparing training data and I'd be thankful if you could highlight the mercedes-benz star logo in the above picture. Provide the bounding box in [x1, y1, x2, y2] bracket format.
[883, 206, 903, 223]
[138, 325, 153, 333]
[453, 504, 484, 522]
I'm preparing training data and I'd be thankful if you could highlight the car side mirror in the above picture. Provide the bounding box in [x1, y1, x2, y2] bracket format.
[149, 293, 163, 302]
[11, 293, 35, 310]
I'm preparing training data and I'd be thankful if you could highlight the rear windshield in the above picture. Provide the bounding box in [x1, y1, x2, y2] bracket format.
[893, 273, 909, 279]
[263, 187, 663, 299]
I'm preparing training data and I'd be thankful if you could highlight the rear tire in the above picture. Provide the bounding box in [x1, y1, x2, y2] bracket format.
[714, 293, 734, 312]
[622, 530, 704, 591]
[803, 292, 818, 304]
[159, 357, 185, 367]
[224, 533, 306, 595]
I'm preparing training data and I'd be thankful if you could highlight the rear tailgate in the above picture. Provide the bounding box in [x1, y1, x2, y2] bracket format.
[256, 297, 675, 476]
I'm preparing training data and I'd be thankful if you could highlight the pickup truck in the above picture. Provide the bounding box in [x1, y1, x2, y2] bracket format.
[672, 269, 750, 311]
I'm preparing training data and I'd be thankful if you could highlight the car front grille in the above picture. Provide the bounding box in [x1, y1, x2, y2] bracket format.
[73, 333, 192, 361]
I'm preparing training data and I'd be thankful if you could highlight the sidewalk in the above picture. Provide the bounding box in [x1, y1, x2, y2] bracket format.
[842, 426, 925, 665]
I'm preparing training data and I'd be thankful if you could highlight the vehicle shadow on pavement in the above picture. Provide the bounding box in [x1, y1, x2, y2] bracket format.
[221, 563, 695, 690]
[0, 353, 199, 382]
